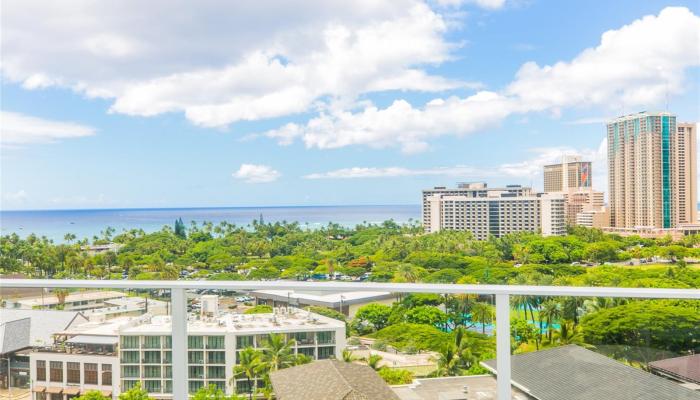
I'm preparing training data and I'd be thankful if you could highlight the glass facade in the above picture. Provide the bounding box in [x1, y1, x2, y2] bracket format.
[662, 115, 671, 228]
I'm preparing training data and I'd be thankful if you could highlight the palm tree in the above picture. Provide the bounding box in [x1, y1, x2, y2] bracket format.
[434, 345, 461, 376]
[556, 320, 585, 345]
[470, 301, 493, 334]
[261, 334, 296, 372]
[233, 348, 264, 400]
[540, 300, 562, 342]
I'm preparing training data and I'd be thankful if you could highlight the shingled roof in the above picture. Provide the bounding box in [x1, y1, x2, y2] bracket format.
[270, 359, 401, 400]
[649, 354, 700, 385]
[482, 345, 700, 400]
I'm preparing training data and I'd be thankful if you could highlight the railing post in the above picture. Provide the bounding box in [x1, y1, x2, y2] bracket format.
[495, 294, 511, 400]
[171, 288, 187, 399]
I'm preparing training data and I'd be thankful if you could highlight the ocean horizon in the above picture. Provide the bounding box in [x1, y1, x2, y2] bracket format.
[0, 204, 421, 242]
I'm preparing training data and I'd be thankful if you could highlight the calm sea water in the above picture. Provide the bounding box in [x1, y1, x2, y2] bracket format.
[0, 205, 421, 242]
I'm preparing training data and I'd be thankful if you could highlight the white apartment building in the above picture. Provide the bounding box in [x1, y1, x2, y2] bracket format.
[117, 305, 346, 398]
[423, 184, 566, 239]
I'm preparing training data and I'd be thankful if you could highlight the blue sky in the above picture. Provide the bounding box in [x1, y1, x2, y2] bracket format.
[1, 0, 699, 210]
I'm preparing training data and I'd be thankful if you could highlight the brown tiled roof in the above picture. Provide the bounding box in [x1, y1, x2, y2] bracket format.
[649, 354, 700, 385]
[270, 360, 400, 400]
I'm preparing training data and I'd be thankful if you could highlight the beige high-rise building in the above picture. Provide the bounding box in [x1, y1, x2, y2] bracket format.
[674, 123, 697, 224]
[544, 156, 592, 192]
[607, 112, 697, 229]
[543, 156, 605, 226]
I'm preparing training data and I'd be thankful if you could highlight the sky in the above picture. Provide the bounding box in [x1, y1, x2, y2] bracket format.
[1, 0, 699, 210]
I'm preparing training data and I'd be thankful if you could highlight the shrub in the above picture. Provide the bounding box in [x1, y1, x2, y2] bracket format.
[378, 368, 414, 385]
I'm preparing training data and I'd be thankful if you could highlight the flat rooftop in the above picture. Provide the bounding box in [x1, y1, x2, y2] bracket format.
[252, 290, 393, 306]
[13, 290, 126, 307]
[391, 376, 530, 400]
[120, 309, 345, 335]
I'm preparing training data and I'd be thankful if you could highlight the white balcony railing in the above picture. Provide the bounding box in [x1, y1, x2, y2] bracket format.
[2, 279, 699, 400]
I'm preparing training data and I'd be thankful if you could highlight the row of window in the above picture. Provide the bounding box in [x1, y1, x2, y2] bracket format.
[120, 365, 226, 379]
[120, 350, 226, 364]
[120, 335, 225, 350]
[36, 360, 111, 385]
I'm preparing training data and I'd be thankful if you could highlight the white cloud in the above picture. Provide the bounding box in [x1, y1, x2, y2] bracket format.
[2, 1, 467, 127]
[3, 189, 28, 203]
[304, 166, 479, 179]
[269, 92, 514, 153]
[305, 139, 609, 190]
[435, 0, 507, 10]
[0, 111, 96, 145]
[233, 164, 281, 183]
[264, 7, 700, 152]
[565, 117, 610, 125]
[505, 7, 700, 111]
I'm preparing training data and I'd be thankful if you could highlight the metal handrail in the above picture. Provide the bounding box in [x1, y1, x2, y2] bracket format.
[1, 279, 698, 400]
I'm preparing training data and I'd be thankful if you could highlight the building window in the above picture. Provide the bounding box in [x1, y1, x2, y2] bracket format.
[236, 335, 254, 348]
[36, 360, 46, 381]
[207, 351, 225, 364]
[84, 363, 98, 385]
[207, 366, 226, 379]
[318, 346, 335, 360]
[144, 380, 161, 393]
[236, 380, 253, 394]
[143, 336, 161, 349]
[122, 380, 139, 391]
[206, 336, 225, 349]
[188, 351, 204, 364]
[188, 380, 204, 394]
[317, 331, 335, 345]
[163, 336, 172, 349]
[297, 347, 314, 357]
[121, 366, 140, 378]
[164, 380, 172, 394]
[163, 351, 172, 364]
[164, 366, 172, 378]
[102, 364, 112, 386]
[50, 361, 63, 382]
[188, 366, 204, 379]
[143, 351, 161, 364]
[121, 336, 140, 349]
[188, 336, 204, 349]
[144, 366, 161, 378]
[120, 351, 139, 364]
[209, 381, 226, 391]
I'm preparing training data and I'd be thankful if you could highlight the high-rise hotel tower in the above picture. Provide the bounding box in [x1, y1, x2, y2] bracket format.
[607, 112, 697, 229]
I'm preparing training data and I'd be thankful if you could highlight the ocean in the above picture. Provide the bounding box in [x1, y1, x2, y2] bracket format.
[0, 205, 421, 242]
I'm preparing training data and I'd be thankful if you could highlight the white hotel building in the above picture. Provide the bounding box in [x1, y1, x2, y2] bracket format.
[423, 183, 566, 240]
[117, 306, 346, 398]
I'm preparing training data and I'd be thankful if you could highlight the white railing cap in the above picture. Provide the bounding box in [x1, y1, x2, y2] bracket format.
[0, 279, 698, 299]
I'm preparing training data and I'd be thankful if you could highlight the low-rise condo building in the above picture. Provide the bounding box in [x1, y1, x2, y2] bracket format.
[423, 183, 565, 239]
